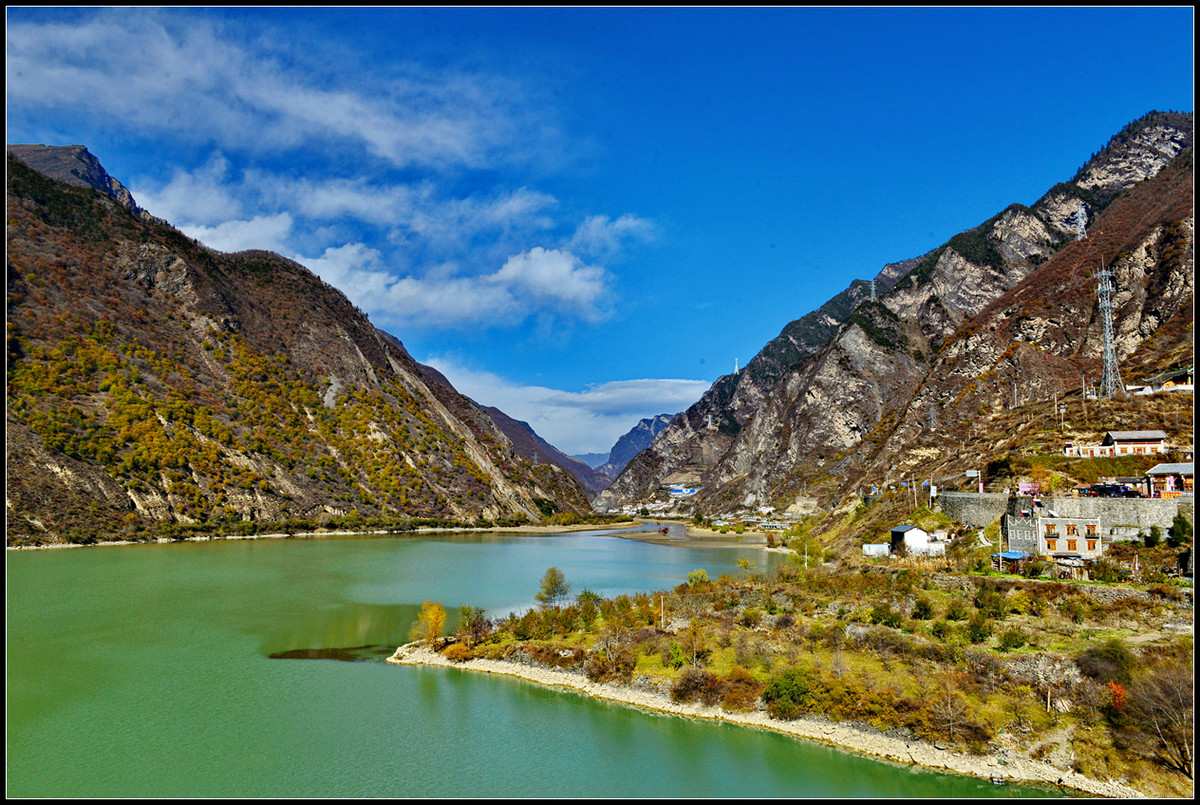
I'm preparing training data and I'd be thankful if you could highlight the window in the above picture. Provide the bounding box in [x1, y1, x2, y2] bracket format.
[1046, 539, 1057, 551]
[1067, 524, 1078, 536]
[1086, 524, 1096, 536]
[1087, 540, 1097, 551]
[1045, 524, 1057, 535]
[1067, 539, 1077, 552]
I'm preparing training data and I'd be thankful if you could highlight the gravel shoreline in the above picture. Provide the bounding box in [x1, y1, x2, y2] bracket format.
[388, 643, 1148, 799]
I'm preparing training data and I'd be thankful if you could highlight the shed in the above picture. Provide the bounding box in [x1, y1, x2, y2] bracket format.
[862, 543, 891, 558]
[890, 524, 944, 557]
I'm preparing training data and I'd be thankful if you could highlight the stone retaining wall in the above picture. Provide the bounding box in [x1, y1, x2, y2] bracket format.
[938, 491, 1193, 537]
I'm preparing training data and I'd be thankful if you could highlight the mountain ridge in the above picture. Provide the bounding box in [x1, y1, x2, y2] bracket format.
[5, 149, 595, 544]
[597, 110, 1194, 518]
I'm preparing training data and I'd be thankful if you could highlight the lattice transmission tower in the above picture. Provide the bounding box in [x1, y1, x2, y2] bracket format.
[869, 279, 877, 301]
[1070, 204, 1088, 241]
[1097, 263, 1124, 398]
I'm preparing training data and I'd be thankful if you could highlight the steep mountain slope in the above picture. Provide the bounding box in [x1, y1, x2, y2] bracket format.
[598, 111, 1193, 516]
[594, 259, 918, 508]
[478, 405, 612, 497]
[5, 149, 592, 544]
[598, 413, 676, 479]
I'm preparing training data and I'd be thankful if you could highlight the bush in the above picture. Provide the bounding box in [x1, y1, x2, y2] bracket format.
[671, 668, 722, 704]
[443, 642, 473, 662]
[762, 667, 816, 720]
[965, 613, 992, 644]
[1077, 639, 1137, 684]
[870, 604, 902, 628]
[997, 626, 1027, 651]
[945, 598, 968, 621]
[1166, 512, 1192, 547]
[721, 666, 764, 712]
[912, 597, 934, 620]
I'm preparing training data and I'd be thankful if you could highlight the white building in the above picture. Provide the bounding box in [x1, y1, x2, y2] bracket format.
[889, 524, 946, 557]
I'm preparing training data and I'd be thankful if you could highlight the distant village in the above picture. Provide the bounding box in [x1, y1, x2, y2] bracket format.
[614, 414, 1193, 584]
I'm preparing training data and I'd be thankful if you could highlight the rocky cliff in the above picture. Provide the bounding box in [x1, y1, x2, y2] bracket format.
[5, 149, 593, 544]
[597, 111, 1194, 517]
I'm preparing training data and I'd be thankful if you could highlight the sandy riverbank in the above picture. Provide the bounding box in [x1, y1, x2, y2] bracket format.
[387, 642, 1148, 799]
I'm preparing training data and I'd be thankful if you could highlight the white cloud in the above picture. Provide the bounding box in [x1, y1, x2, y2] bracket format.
[6, 10, 546, 169]
[568, 214, 656, 259]
[295, 244, 614, 330]
[490, 248, 611, 321]
[181, 213, 294, 254]
[133, 153, 242, 226]
[423, 356, 708, 454]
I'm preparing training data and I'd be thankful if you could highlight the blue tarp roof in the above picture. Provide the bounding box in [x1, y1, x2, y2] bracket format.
[992, 551, 1031, 559]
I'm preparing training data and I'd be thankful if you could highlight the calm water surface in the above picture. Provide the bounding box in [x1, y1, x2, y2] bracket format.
[7, 525, 1063, 797]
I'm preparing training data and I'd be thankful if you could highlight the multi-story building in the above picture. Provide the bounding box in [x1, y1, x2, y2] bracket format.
[1004, 507, 1103, 560]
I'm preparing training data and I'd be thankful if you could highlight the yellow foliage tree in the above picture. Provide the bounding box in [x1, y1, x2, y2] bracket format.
[410, 601, 446, 644]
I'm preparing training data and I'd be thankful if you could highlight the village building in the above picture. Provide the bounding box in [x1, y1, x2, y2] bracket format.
[888, 524, 946, 557]
[1144, 462, 1194, 497]
[1064, 430, 1169, 458]
[1137, 365, 1194, 394]
[1003, 506, 1103, 561]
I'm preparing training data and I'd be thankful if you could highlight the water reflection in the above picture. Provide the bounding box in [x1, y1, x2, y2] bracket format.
[261, 602, 420, 660]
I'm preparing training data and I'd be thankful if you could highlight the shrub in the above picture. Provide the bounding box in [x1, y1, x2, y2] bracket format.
[762, 667, 816, 720]
[870, 604, 903, 628]
[1166, 512, 1192, 547]
[965, 613, 992, 644]
[912, 597, 934, 620]
[945, 598, 968, 621]
[997, 626, 1027, 651]
[671, 668, 722, 704]
[721, 666, 764, 712]
[443, 643, 473, 662]
[1077, 639, 1137, 684]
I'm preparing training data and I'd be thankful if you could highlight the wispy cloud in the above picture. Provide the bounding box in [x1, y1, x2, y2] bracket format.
[6, 10, 543, 169]
[9, 8, 656, 336]
[299, 245, 613, 328]
[424, 356, 707, 454]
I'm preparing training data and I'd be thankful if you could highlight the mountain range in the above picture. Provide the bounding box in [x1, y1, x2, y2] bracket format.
[596, 111, 1194, 523]
[6, 110, 1193, 545]
[6, 147, 596, 543]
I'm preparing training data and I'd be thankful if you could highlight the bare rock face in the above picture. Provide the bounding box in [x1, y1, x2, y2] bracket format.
[1074, 118, 1193, 203]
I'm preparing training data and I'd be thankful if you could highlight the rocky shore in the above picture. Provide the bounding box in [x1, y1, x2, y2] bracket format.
[388, 642, 1148, 799]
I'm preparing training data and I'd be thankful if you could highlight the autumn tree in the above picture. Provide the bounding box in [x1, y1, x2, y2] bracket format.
[1125, 661, 1194, 778]
[410, 600, 446, 644]
[535, 566, 571, 608]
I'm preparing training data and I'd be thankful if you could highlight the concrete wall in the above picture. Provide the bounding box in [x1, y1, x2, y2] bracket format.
[937, 492, 1010, 528]
[940, 491, 1194, 540]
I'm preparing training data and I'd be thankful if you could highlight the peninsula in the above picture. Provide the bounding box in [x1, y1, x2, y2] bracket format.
[388, 555, 1194, 799]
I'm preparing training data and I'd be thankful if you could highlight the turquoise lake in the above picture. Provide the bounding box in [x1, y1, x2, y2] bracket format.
[6, 524, 1064, 797]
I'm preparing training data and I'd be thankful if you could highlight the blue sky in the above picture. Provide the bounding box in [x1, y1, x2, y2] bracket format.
[7, 7, 1194, 454]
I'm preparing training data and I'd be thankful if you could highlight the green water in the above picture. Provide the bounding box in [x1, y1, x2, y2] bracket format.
[7, 527, 1063, 797]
